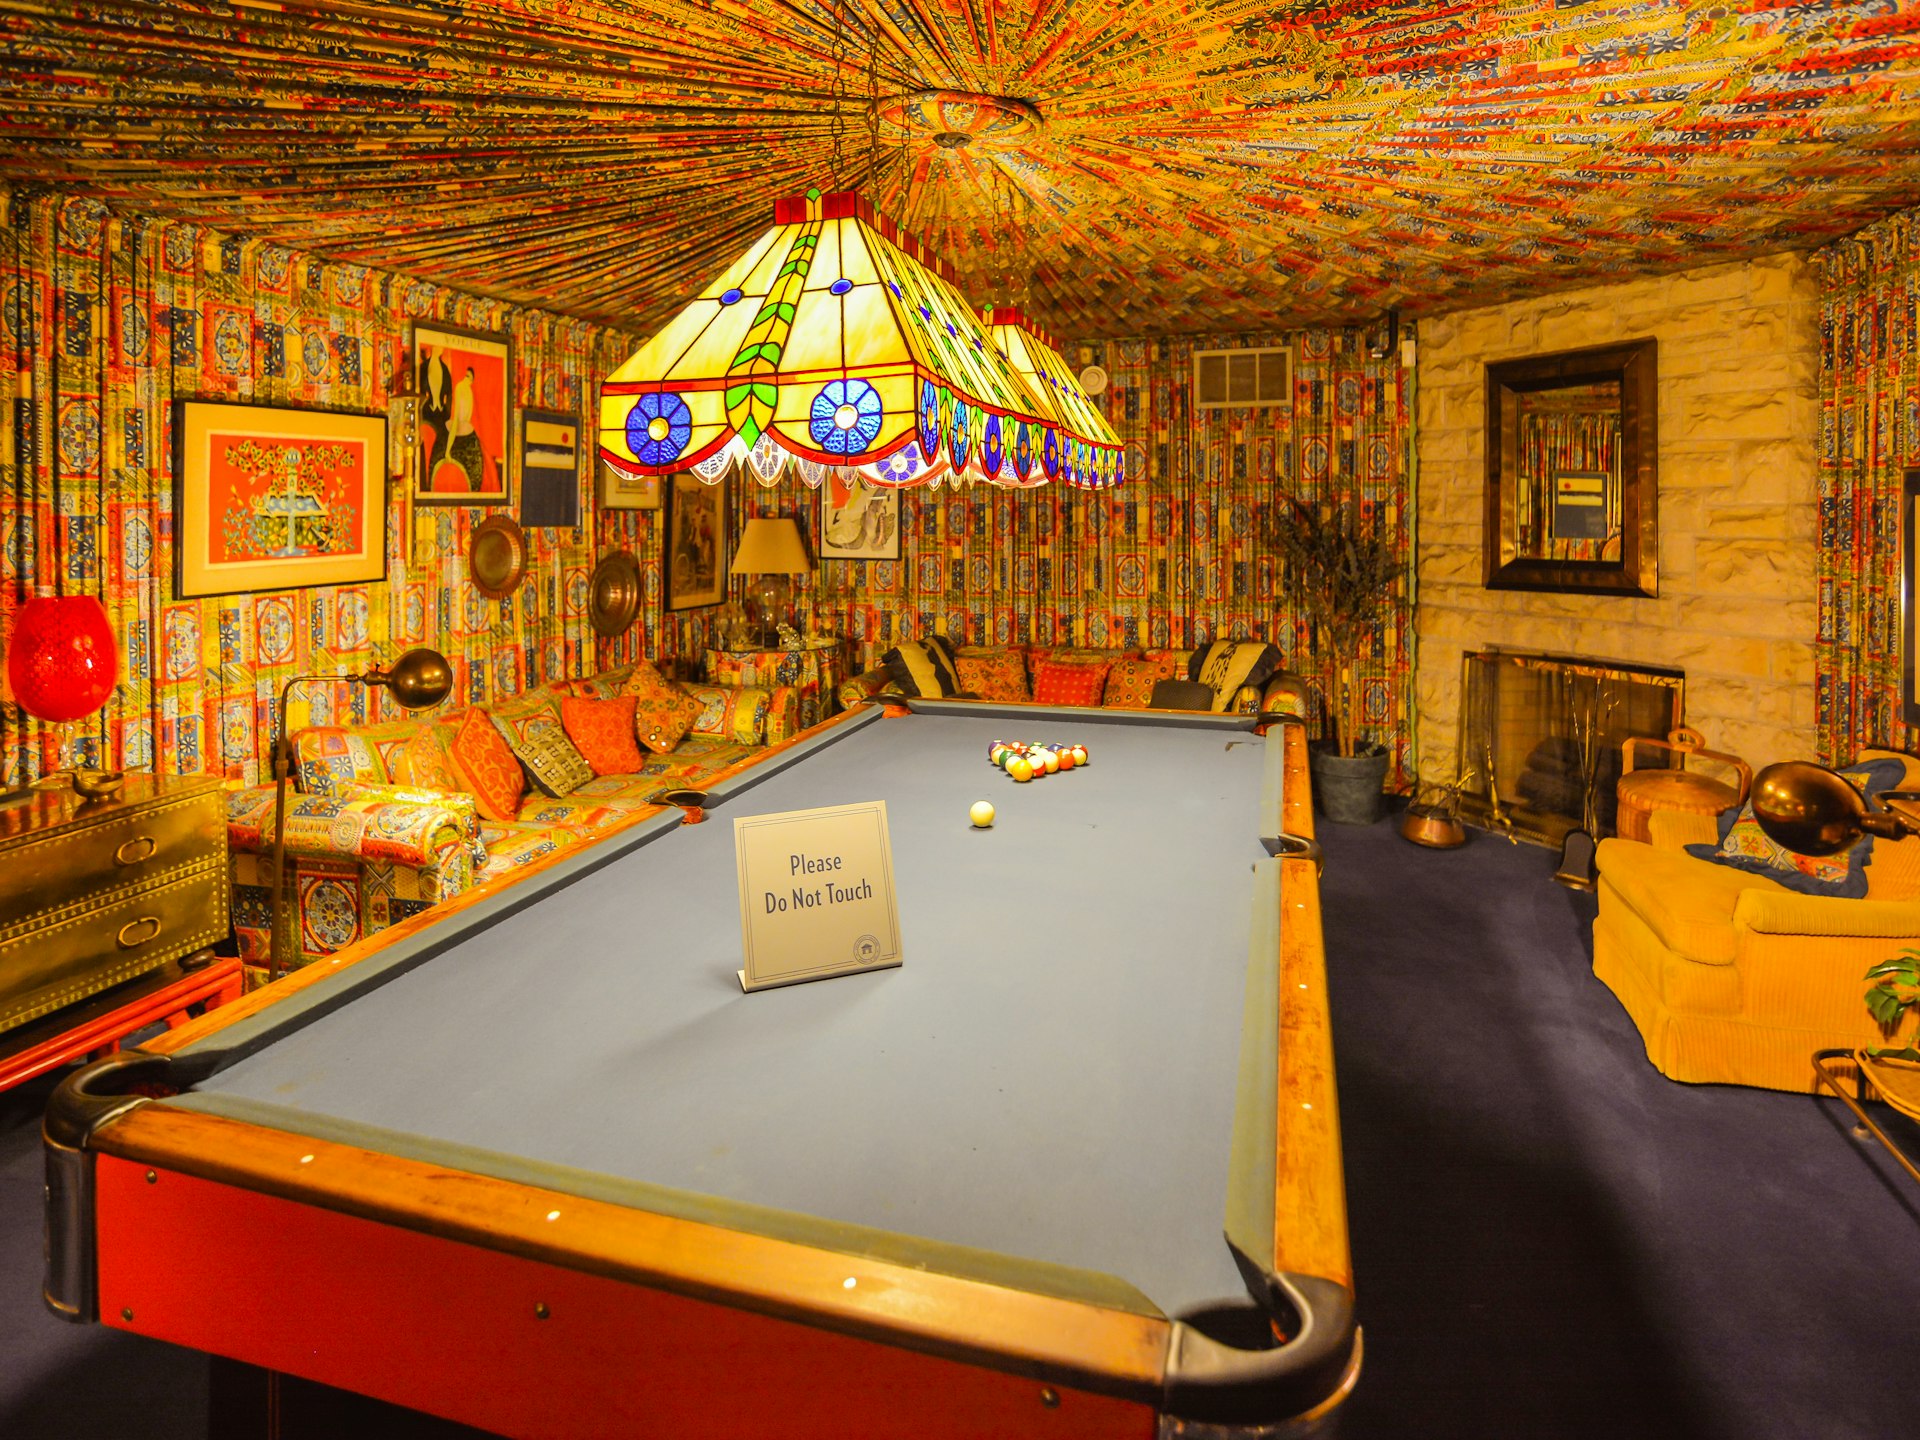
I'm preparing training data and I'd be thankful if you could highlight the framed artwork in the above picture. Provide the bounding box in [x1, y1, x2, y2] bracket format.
[413, 321, 512, 504]
[173, 399, 387, 600]
[820, 472, 901, 560]
[600, 462, 662, 511]
[1484, 338, 1657, 597]
[520, 407, 582, 528]
[1904, 469, 1920, 729]
[665, 472, 728, 611]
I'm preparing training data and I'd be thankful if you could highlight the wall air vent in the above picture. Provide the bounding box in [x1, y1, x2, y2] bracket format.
[1192, 347, 1291, 410]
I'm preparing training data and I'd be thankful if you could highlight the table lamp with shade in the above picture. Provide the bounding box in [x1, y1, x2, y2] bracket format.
[5, 594, 123, 802]
[269, 647, 452, 980]
[729, 517, 813, 646]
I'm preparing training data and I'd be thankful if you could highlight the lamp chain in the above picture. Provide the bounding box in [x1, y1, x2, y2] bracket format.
[829, 4, 846, 187]
[864, 17, 881, 194]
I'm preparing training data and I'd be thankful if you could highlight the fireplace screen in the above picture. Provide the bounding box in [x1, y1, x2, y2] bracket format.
[1457, 649, 1682, 845]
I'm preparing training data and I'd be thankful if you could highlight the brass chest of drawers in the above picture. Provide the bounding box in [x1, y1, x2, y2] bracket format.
[0, 774, 228, 1034]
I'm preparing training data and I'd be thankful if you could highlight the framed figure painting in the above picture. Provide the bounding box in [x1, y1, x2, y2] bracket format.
[173, 400, 387, 599]
[820, 472, 900, 560]
[414, 322, 511, 504]
[665, 473, 727, 611]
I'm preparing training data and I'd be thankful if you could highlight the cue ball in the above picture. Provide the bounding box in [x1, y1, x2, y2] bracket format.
[970, 800, 995, 828]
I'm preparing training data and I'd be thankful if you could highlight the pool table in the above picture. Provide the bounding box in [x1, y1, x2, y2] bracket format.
[46, 699, 1357, 1438]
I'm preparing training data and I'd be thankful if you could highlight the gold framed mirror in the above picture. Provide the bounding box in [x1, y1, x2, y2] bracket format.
[1484, 339, 1657, 597]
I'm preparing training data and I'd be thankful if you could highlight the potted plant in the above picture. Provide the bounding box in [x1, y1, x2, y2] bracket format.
[1865, 949, 1920, 1063]
[1266, 494, 1406, 824]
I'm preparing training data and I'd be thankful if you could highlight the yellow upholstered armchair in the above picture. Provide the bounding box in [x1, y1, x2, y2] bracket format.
[1592, 750, 1920, 1093]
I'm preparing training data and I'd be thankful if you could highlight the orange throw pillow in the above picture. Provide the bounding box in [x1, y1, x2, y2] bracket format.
[393, 727, 460, 791]
[954, 649, 1030, 702]
[622, 660, 704, 755]
[1102, 653, 1182, 709]
[444, 707, 526, 822]
[562, 696, 646, 776]
[1031, 658, 1112, 708]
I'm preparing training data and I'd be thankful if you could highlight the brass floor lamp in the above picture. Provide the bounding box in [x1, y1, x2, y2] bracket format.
[270, 647, 452, 981]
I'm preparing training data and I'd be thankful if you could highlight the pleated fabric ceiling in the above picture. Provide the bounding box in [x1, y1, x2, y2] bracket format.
[8, 2, 1920, 338]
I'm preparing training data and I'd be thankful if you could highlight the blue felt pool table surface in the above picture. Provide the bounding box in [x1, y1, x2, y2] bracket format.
[181, 701, 1289, 1318]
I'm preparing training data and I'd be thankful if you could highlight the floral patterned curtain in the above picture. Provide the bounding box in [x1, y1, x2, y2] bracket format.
[692, 330, 1418, 782]
[1, 186, 632, 788]
[1813, 210, 1919, 762]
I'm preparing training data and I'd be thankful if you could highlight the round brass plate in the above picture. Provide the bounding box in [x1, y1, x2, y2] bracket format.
[589, 549, 643, 637]
[469, 515, 527, 600]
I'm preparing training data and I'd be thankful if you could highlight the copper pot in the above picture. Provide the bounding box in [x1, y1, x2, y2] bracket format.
[1399, 803, 1466, 849]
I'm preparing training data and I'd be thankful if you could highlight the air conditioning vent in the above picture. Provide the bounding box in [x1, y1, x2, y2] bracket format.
[1193, 347, 1291, 410]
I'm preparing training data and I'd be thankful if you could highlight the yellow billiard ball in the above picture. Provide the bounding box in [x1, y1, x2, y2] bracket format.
[969, 800, 995, 828]
[1006, 756, 1034, 782]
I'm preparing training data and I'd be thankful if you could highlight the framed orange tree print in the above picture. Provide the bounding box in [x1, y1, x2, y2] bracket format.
[173, 400, 387, 599]
[413, 321, 512, 504]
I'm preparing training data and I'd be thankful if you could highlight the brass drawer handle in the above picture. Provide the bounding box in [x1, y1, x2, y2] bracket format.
[116, 916, 162, 949]
[114, 835, 157, 865]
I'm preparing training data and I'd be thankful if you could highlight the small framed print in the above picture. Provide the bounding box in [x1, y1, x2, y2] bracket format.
[820, 472, 901, 560]
[520, 407, 582, 528]
[665, 472, 728, 611]
[1904, 468, 1920, 729]
[173, 399, 387, 599]
[601, 462, 662, 511]
[413, 321, 512, 504]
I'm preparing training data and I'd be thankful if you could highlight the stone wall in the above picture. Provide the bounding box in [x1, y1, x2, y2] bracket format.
[1413, 253, 1821, 791]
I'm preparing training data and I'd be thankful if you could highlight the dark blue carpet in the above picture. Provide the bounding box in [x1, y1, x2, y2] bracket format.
[0, 813, 1914, 1437]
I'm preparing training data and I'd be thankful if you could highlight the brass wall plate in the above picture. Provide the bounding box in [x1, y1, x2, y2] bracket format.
[589, 549, 643, 636]
[469, 514, 528, 599]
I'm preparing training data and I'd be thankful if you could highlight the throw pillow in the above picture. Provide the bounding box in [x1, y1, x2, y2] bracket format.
[1684, 758, 1907, 898]
[562, 696, 646, 776]
[390, 727, 460, 792]
[1103, 652, 1183, 709]
[490, 694, 594, 798]
[1188, 640, 1284, 714]
[954, 648, 1030, 703]
[1032, 657, 1113, 708]
[881, 636, 962, 698]
[622, 660, 704, 755]
[444, 707, 526, 823]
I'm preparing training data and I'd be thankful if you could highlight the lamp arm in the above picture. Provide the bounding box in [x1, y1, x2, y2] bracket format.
[269, 673, 345, 983]
[1863, 790, 1920, 841]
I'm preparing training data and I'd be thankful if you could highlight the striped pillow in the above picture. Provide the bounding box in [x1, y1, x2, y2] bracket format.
[881, 636, 962, 698]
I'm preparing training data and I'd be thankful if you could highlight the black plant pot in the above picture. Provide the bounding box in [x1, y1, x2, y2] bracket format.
[1309, 742, 1391, 825]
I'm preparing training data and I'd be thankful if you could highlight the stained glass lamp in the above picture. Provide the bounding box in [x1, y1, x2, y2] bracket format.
[599, 189, 1123, 492]
[986, 307, 1125, 489]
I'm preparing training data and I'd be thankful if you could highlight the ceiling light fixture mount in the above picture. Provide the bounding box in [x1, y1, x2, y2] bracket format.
[878, 90, 1042, 150]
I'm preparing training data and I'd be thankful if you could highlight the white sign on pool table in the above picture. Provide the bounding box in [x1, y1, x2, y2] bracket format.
[732, 799, 902, 992]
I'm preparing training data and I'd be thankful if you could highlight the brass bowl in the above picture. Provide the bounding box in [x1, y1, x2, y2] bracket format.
[71, 769, 126, 801]
[1399, 803, 1466, 849]
[589, 549, 643, 637]
[469, 514, 528, 600]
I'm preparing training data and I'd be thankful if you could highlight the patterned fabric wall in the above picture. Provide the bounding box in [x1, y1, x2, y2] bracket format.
[688, 332, 1418, 782]
[1, 184, 1416, 788]
[1, 187, 634, 788]
[1814, 210, 1920, 762]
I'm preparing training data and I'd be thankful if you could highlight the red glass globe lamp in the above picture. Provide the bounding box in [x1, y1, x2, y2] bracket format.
[6, 596, 123, 799]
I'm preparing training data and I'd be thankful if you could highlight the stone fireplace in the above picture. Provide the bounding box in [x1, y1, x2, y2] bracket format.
[1457, 648, 1683, 846]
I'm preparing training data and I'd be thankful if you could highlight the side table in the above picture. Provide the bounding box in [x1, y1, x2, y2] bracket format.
[704, 638, 854, 732]
[1812, 1047, 1920, 1188]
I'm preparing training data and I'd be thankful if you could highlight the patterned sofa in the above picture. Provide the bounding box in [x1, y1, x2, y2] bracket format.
[226, 664, 800, 984]
[836, 640, 1311, 718]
